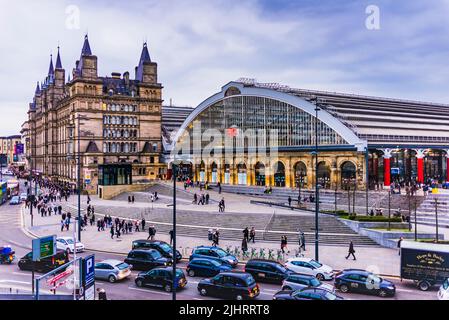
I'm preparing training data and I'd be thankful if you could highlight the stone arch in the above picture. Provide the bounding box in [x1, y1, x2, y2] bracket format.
[340, 160, 357, 189]
[317, 161, 331, 189]
[255, 161, 266, 186]
[273, 161, 286, 187]
[237, 162, 248, 185]
[294, 161, 308, 187]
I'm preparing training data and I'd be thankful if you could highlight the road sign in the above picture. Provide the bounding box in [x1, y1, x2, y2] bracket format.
[82, 255, 95, 300]
[32, 235, 56, 261]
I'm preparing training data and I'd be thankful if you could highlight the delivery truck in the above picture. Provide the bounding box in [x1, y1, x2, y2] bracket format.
[400, 240, 449, 291]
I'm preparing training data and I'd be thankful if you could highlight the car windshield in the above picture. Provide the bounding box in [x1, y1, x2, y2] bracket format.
[244, 276, 256, 286]
[324, 292, 337, 300]
[150, 251, 162, 259]
[277, 264, 288, 273]
[209, 260, 222, 267]
[159, 243, 172, 253]
[310, 278, 321, 287]
[65, 239, 74, 244]
[215, 249, 228, 258]
[309, 260, 323, 268]
[116, 263, 129, 270]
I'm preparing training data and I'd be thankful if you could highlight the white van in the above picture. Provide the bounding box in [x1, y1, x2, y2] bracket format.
[438, 278, 449, 300]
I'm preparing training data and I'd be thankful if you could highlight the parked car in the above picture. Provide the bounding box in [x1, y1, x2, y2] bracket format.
[189, 246, 238, 267]
[244, 259, 292, 284]
[285, 257, 334, 280]
[19, 193, 28, 201]
[56, 237, 85, 254]
[197, 272, 259, 300]
[186, 258, 232, 277]
[132, 240, 182, 262]
[335, 269, 396, 297]
[9, 196, 20, 205]
[273, 287, 343, 300]
[124, 249, 170, 271]
[281, 273, 335, 292]
[18, 250, 69, 273]
[95, 259, 132, 283]
[135, 267, 187, 292]
[438, 278, 449, 300]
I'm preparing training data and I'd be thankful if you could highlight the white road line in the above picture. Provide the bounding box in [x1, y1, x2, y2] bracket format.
[193, 297, 204, 300]
[396, 288, 415, 293]
[12, 272, 31, 277]
[127, 286, 170, 295]
[0, 280, 30, 285]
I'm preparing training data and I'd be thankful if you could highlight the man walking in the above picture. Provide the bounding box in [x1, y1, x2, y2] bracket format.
[169, 229, 174, 245]
[397, 237, 403, 256]
[288, 196, 292, 207]
[243, 227, 249, 242]
[299, 231, 306, 251]
[345, 241, 356, 260]
[141, 218, 146, 231]
[110, 225, 115, 239]
[249, 227, 256, 243]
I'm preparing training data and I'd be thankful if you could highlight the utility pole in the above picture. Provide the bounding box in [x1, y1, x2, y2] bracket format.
[352, 180, 356, 215]
[388, 190, 391, 231]
[172, 163, 177, 301]
[334, 184, 337, 215]
[414, 197, 418, 241]
[314, 104, 320, 262]
[435, 198, 439, 243]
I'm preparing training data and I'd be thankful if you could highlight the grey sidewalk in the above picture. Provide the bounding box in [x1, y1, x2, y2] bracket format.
[21, 200, 401, 276]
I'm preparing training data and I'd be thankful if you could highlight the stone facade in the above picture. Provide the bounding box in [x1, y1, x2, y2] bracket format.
[26, 36, 165, 193]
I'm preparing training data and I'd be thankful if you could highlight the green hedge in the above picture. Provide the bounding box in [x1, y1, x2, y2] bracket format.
[342, 215, 402, 222]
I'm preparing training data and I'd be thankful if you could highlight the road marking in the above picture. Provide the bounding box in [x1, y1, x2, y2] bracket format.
[193, 297, 204, 300]
[0, 280, 30, 285]
[12, 272, 31, 277]
[396, 288, 415, 293]
[127, 286, 170, 295]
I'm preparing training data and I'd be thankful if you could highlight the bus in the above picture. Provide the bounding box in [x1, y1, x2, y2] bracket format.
[6, 179, 19, 199]
[0, 182, 7, 204]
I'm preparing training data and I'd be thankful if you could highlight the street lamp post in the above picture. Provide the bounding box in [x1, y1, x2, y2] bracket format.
[414, 198, 418, 241]
[435, 198, 439, 243]
[388, 190, 391, 231]
[314, 104, 320, 262]
[172, 163, 177, 301]
[77, 115, 81, 242]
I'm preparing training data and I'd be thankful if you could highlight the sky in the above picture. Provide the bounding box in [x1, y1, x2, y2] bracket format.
[1, 0, 449, 135]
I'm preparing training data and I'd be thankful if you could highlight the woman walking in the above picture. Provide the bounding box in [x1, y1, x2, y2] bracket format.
[281, 235, 288, 254]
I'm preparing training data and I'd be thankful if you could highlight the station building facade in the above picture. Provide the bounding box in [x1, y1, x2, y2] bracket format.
[164, 79, 449, 190]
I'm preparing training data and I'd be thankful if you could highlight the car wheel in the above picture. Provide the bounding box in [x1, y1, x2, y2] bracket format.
[236, 294, 243, 301]
[378, 289, 388, 298]
[108, 275, 116, 283]
[164, 284, 172, 292]
[339, 284, 350, 293]
[200, 288, 207, 296]
[282, 286, 292, 291]
[136, 279, 143, 287]
[316, 274, 325, 281]
[418, 281, 430, 291]
[188, 270, 195, 277]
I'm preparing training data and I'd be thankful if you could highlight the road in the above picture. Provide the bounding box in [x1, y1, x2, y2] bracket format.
[0, 177, 440, 300]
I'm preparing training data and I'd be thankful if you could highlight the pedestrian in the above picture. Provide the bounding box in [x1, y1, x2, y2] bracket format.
[243, 227, 249, 242]
[97, 220, 101, 232]
[249, 227, 256, 243]
[205, 193, 210, 205]
[87, 194, 91, 205]
[110, 225, 115, 239]
[241, 237, 248, 254]
[135, 220, 140, 232]
[281, 235, 288, 253]
[193, 193, 197, 204]
[128, 195, 131, 203]
[132, 195, 135, 204]
[398, 237, 403, 256]
[300, 231, 306, 251]
[65, 218, 70, 231]
[288, 196, 292, 207]
[141, 218, 146, 231]
[60, 219, 65, 232]
[169, 229, 174, 245]
[345, 241, 356, 260]
[97, 288, 107, 300]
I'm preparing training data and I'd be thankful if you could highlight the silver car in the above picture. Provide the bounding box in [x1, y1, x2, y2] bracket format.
[95, 259, 132, 283]
[281, 273, 335, 292]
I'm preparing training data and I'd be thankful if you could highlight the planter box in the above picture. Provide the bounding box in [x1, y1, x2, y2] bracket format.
[338, 218, 409, 233]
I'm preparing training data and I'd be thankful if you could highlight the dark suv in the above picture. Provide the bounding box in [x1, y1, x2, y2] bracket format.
[190, 246, 238, 267]
[335, 269, 396, 297]
[244, 259, 292, 284]
[132, 240, 182, 262]
[124, 249, 170, 271]
[198, 272, 259, 300]
[18, 250, 69, 273]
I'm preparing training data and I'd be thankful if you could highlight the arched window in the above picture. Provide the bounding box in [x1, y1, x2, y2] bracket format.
[103, 143, 107, 153]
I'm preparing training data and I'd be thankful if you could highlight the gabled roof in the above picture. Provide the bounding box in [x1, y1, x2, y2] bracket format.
[85, 141, 100, 153]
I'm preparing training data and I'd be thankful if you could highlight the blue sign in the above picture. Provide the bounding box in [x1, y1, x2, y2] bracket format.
[83, 254, 95, 287]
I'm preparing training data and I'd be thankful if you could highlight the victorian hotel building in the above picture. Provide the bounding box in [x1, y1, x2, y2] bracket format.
[166, 79, 449, 191]
[25, 36, 163, 197]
